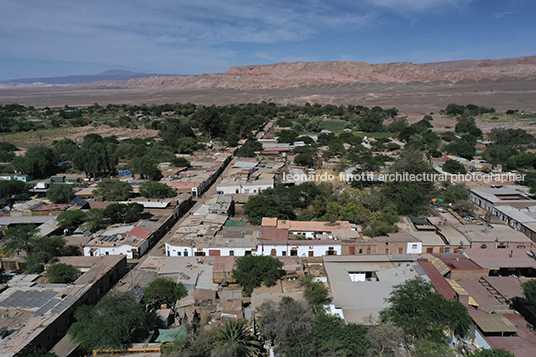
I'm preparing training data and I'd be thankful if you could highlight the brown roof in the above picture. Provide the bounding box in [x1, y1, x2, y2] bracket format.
[471, 314, 518, 334]
[262, 217, 278, 227]
[262, 227, 289, 240]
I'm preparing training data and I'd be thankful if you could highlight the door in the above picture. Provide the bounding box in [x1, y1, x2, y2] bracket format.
[349, 246, 356, 255]
[271, 249, 277, 256]
[308, 251, 314, 257]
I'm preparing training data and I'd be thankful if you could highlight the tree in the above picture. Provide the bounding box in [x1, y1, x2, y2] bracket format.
[521, 279, 536, 307]
[57, 210, 88, 232]
[46, 263, 79, 283]
[256, 297, 316, 357]
[440, 183, 470, 204]
[0, 179, 29, 205]
[359, 112, 384, 133]
[383, 150, 436, 216]
[26, 348, 59, 357]
[306, 117, 324, 132]
[103, 203, 144, 224]
[12, 146, 57, 179]
[46, 184, 75, 204]
[2, 225, 65, 273]
[442, 160, 467, 174]
[69, 291, 147, 351]
[365, 319, 405, 357]
[139, 181, 176, 198]
[244, 188, 296, 225]
[94, 180, 133, 201]
[469, 348, 515, 357]
[237, 140, 263, 158]
[232, 255, 283, 295]
[142, 278, 187, 306]
[213, 319, 263, 357]
[445, 139, 476, 160]
[300, 274, 329, 313]
[312, 314, 370, 357]
[380, 277, 472, 345]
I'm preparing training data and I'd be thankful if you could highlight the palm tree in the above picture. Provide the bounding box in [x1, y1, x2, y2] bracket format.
[213, 319, 263, 357]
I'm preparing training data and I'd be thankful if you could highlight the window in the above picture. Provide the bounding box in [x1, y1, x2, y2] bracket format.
[282, 251, 287, 256]
[290, 249, 297, 256]
[105, 251, 109, 255]
[229, 250, 234, 256]
[359, 248, 363, 254]
[194, 251, 206, 256]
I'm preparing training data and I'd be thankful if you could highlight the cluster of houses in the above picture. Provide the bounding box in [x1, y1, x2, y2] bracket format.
[4, 123, 536, 356]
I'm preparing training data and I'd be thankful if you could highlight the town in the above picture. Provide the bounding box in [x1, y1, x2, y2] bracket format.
[0, 102, 535, 357]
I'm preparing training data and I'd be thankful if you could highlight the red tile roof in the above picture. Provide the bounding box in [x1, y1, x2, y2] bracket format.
[126, 227, 152, 239]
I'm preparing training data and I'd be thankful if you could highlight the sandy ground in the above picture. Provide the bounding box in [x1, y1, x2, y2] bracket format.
[1, 77, 536, 114]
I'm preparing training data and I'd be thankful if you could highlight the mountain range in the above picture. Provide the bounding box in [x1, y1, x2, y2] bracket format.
[0, 69, 180, 85]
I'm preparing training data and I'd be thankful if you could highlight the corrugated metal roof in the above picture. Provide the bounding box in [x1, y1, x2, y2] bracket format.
[472, 314, 518, 334]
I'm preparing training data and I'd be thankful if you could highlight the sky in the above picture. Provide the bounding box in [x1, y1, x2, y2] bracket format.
[1, 0, 535, 81]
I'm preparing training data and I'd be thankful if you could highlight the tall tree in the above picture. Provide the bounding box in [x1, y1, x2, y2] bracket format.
[46, 184, 75, 203]
[142, 278, 187, 307]
[232, 255, 283, 295]
[12, 146, 57, 178]
[380, 277, 472, 345]
[94, 180, 133, 201]
[69, 291, 147, 351]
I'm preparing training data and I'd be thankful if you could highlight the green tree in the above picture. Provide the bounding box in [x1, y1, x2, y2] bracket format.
[312, 314, 370, 357]
[57, 210, 88, 232]
[69, 291, 147, 351]
[300, 274, 329, 313]
[442, 160, 467, 174]
[12, 146, 57, 179]
[213, 319, 263, 357]
[94, 180, 133, 201]
[2, 225, 65, 273]
[46, 263, 80, 283]
[306, 117, 324, 132]
[380, 277, 472, 344]
[383, 150, 436, 215]
[244, 188, 296, 225]
[237, 140, 263, 158]
[46, 184, 75, 203]
[0, 179, 29, 205]
[26, 348, 59, 357]
[521, 279, 536, 307]
[139, 181, 176, 198]
[359, 112, 384, 133]
[52, 138, 80, 162]
[445, 139, 476, 160]
[232, 255, 283, 295]
[142, 278, 188, 306]
[103, 203, 144, 224]
[440, 183, 470, 204]
[469, 348, 515, 357]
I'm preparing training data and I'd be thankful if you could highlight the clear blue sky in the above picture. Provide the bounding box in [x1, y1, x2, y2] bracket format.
[1, 0, 535, 80]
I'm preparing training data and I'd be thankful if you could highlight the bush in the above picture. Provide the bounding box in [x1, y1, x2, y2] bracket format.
[46, 263, 79, 283]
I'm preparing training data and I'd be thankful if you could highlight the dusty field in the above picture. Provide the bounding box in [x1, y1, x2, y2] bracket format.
[2, 77, 536, 115]
[1, 124, 159, 149]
